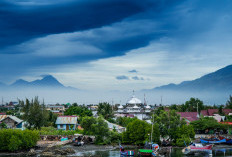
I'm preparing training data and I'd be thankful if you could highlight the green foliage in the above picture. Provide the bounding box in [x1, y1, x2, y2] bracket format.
[20, 97, 49, 130]
[176, 135, 191, 147]
[0, 129, 39, 151]
[92, 117, 110, 144]
[168, 98, 207, 112]
[122, 119, 151, 145]
[64, 105, 92, 118]
[225, 115, 232, 122]
[152, 123, 160, 143]
[152, 110, 194, 145]
[39, 127, 78, 136]
[97, 102, 114, 120]
[80, 116, 97, 135]
[190, 117, 228, 131]
[0, 122, 7, 129]
[45, 111, 58, 127]
[81, 116, 121, 144]
[153, 110, 186, 139]
[226, 95, 232, 109]
[116, 117, 137, 127]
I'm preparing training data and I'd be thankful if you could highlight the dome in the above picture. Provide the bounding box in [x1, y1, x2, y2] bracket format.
[133, 105, 140, 109]
[127, 95, 142, 104]
[118, 105, 123, 109]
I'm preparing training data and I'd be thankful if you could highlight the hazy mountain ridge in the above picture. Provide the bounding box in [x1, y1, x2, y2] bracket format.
[1, 75, 77, 90]
[152, 65, 232, 92]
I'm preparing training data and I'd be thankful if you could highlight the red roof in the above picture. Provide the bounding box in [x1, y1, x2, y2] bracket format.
[223, 109, 232, 115]
[200, 109, 232, 116]
[58, 115, 77, 117]
[177, 112, 199, 122]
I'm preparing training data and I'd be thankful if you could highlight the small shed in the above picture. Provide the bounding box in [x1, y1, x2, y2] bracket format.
[55, 116, 78, 130]
[0, 115, 24, 129]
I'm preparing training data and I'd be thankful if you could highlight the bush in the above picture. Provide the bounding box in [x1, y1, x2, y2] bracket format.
[176, 135, 191, 147]
[39, 127, 78, 136]
[0, 129, 40, 152]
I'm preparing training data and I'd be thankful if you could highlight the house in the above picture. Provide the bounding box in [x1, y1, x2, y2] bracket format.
[55, 116, 78, 130]
[0, 115, 24, 129]
[177, 112, 199, 124]
[200, 109, 232, 116]
[46, 105, 65, 115]
[200, 109, 232, 122]
[105, 120, 126, 133]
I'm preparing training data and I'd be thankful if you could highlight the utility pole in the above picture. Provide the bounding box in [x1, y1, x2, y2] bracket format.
[161, 96, 163, 106]
[151, 112, 154, 145]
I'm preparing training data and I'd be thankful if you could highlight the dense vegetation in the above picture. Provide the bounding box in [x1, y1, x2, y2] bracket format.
[19, 97, 49, 129]
[97, 102, 114, 120]
[64, 105, 93, 117]
[39, 127, 80, 136]
[190, 117, 231, 133]
[81, 116, 121, 144]
[0, 129, 40, 151]
[122, 110, 195, 146]
[116, 117, 138, 127]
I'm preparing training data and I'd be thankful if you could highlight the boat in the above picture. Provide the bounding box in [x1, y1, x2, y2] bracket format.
[200, 138, 226, 144]
[219, 136, 232, 144]
[138, 144, 159, 157]
[72, 137, 84, 146]
[120, 145, 135, 157]
[182, 143, 213, 155]
[61, 137, 68, 141]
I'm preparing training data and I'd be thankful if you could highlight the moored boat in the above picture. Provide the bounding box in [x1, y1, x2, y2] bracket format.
[200, 138, 226, 144]
[138, 144, 159, 157]
[120, 145, 135, 157]
[182, 143, 213, 155]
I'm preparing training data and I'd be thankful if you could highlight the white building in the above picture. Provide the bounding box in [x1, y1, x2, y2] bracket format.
[115, 92, 151, 120]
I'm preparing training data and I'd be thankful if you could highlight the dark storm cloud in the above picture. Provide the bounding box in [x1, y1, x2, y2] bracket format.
[116, 75, 129, 80]
[1, 0, 232, 83]
[129, 70, 138, 73]
[132, 76, 144, 80]
[0, 0, 150, 48]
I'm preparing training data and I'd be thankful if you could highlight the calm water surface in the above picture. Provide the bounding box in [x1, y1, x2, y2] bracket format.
[1, 147, 232, 157]
[70, 147, 232, 157]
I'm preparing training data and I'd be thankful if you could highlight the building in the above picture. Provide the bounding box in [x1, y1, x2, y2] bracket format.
[46, 105, 65, 115]
[0, 115, 24, 129]
[55, 116, 78, 130]
[177, 112, 199, 124]
[200, 109, 232, 116]
[105, 120, 126, 133]
[115, 92, 151, 120]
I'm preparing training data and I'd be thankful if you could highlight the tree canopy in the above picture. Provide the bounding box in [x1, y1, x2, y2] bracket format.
[64, 105, 92, 117]
[97, 102, 114, 120]
[19, 97, 49, 130]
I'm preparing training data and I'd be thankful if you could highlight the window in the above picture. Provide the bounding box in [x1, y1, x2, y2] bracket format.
[60, 124, 63, 128]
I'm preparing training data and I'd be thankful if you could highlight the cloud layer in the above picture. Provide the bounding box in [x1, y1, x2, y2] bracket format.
[1, 0, 232, 93]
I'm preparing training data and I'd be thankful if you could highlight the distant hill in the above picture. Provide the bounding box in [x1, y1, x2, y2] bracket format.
[151, 64, 232, 92]
[8, 75, 76, 90]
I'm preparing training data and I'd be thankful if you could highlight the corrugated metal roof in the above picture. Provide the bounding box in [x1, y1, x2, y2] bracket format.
[55, 116, 77, 125]
[0, 115, 23, 123]
[0, 115, 7, 121]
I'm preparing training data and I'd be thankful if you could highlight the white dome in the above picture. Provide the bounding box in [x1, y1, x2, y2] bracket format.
[133, 105, 140, 109]
[127, 95, 142, 104]
[118, 105, 123, 109]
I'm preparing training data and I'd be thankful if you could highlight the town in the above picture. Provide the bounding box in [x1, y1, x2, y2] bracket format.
[1, 93, 232, 156]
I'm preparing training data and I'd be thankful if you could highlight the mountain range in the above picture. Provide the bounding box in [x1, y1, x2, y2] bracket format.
[151, 64, 232, 92]
[0, 75, 76, 90]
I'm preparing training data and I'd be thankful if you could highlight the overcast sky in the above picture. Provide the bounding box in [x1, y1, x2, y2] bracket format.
[1, 0, 232, 91]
